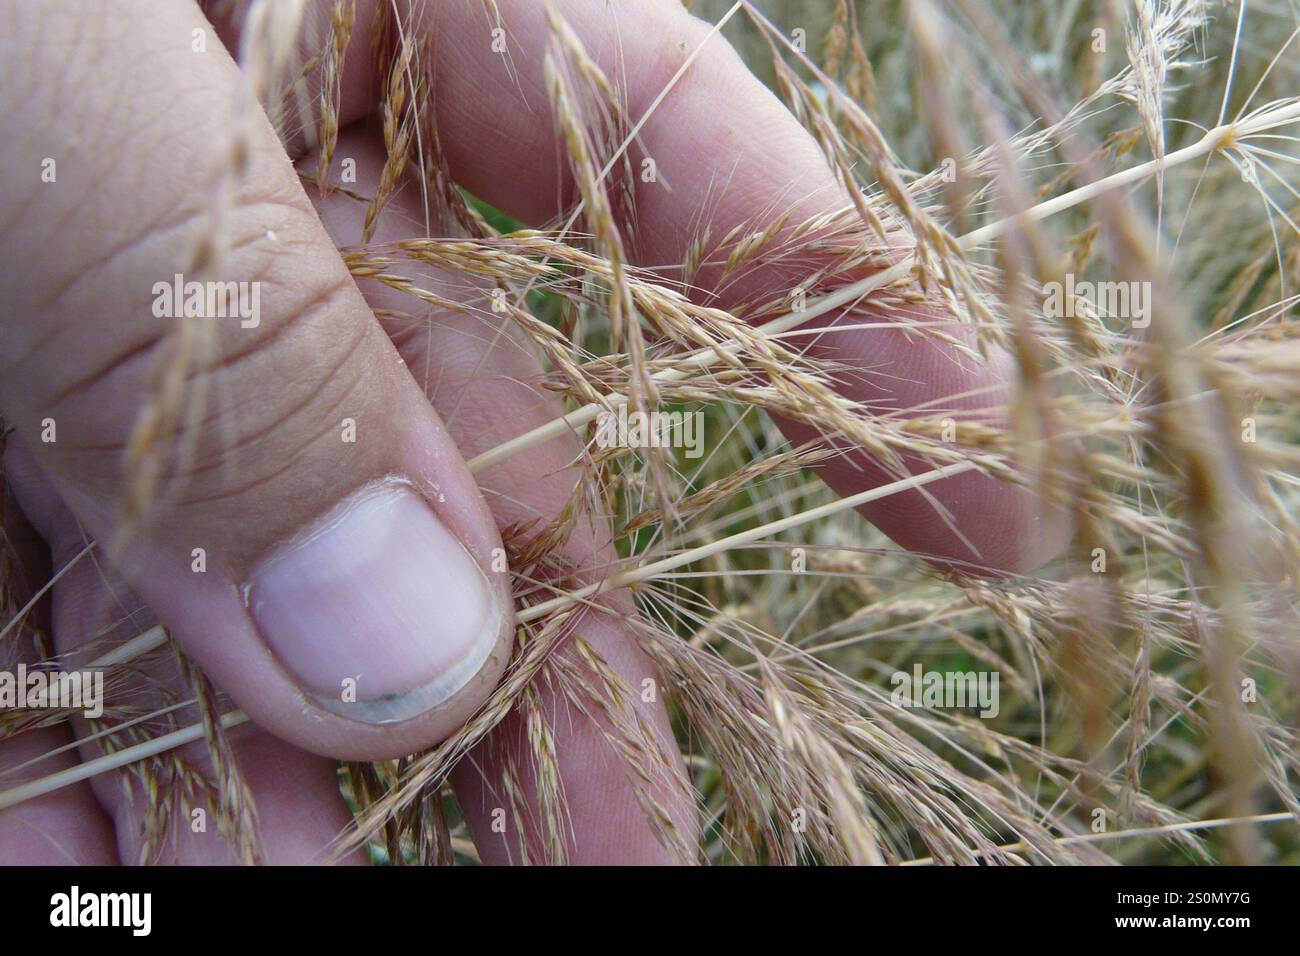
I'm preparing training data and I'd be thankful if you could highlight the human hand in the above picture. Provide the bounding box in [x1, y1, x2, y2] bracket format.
[0, 0, 1066, 864]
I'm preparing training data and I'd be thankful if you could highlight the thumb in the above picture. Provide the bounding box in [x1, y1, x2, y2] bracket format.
[0, 0, 512, 759]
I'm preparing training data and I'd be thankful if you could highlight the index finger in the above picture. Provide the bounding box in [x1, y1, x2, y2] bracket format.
[441, 0, 1070, 571]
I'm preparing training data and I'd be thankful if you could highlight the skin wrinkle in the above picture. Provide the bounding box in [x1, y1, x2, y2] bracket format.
[11, 198, 279, 376]
[11, 191, 337, 411]
[8, 27, 222, 273]
[21, 188, 390, 531]
[35, 301, 375, 525]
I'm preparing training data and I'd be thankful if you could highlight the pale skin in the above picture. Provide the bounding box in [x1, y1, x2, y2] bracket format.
[0, 1, 1069, 864]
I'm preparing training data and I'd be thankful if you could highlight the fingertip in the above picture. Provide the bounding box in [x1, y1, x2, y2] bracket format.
[244, 479, 512, 733]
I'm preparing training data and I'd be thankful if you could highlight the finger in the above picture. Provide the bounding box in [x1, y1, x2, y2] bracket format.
[202, 0, 383, 161]
[2, 443, 365, 864]
[418, 0, 1069, 573]
[307, 128, 697, 863]
[0, 0, 513, 759]
[0, 477, 118, 864]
